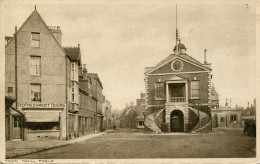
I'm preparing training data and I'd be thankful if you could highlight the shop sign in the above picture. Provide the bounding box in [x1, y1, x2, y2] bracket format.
[18, 103, 65, 108]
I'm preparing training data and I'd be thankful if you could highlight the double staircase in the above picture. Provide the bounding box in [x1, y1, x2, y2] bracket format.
[144, 106, 211, 133]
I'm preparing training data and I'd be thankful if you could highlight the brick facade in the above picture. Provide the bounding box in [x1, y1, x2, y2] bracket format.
[144, 45, 212, 132]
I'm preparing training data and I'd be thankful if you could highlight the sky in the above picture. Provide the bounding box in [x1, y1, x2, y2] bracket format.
[2, 0, 257, 110]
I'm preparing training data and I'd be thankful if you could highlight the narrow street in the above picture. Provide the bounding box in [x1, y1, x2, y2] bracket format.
[16, 128, 255, 159]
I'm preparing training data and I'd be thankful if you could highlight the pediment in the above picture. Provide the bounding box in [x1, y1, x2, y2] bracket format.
[146, 55, 211, 75]
[166, 75, 187, 81]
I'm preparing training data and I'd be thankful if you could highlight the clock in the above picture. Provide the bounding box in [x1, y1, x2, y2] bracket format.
[171, 59, 183, 71]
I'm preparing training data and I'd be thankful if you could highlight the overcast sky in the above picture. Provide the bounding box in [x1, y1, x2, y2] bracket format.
[2, 0, 256, 110]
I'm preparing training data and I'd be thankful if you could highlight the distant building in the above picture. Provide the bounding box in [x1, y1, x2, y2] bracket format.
[119, 102, 137, 129]
[78, 64, 96, 136]
[88, 73, 105, 132]
[136, 93, 146, 129]
[241, 99, 256, 118]
[212, 101, 243, 128]
[103, 99, 112, 130]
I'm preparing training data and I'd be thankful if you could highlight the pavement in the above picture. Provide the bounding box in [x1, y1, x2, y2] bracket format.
[6, 131, 107, 159]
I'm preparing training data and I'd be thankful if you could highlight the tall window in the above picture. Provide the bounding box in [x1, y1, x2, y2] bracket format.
[31, 84, 41, 102]
[71, 82, 79, 103]
[31, 32, 40, 47]
[71, 62, 78, 81]
[191, 81, 200, 99]
[30, 56, 41, 75]
[71, 63, 75, 80]
[155, 82, 164, 99]
[220, 117, 224, 123]
[230, 114, 237, 123]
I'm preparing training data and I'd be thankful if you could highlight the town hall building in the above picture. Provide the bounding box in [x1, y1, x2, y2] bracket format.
[144, 34, 215, 133]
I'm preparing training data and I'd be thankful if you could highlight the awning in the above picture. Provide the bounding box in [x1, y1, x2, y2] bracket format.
[25, 111, 60, 122]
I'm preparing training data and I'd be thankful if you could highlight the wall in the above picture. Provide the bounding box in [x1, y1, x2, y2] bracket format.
[147, 72, 209, 105]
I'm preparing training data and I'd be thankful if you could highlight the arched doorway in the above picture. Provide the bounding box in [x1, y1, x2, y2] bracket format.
[170, 110, 184, 132]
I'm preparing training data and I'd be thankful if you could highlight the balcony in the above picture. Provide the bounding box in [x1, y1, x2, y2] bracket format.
[166, 81, 188, 104]
[170, 97, 185, 103]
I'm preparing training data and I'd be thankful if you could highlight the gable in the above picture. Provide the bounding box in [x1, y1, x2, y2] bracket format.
[150, 58, 207, 74]
[5, 10, 66, 58]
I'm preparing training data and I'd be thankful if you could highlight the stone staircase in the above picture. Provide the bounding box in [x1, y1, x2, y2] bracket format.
[144, 107, 211, 133]
[192, 120, 212, 133]
[190, 108, 211, 133]
[144, 112, 162, 133]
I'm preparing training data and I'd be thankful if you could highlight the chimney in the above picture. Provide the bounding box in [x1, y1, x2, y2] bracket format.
[78, 44, 80, 48]
[248, 102, 249, 108]
[83, 64, 87, 72]
[48, 26, 62, 45]
[225, 98, 228, 108]
[204, 49, 207, 64]
[130, 102, 134, 107]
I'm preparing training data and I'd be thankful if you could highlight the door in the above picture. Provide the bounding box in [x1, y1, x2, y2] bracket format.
[170, 110, 184, 132]
[13, 116, 22, 139]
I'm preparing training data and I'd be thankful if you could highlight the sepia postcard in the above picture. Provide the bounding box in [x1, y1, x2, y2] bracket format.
[0, 0, 259, 163]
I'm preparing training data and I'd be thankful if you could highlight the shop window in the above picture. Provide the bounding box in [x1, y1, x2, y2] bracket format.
[191, 81, 200, 99]
[155, 82, 164, 99]
[27, 122, 59, 131]
[30, 56, 41, 75]
[31, 32, 40, 47]
[31, 84, 41, 102]
[230, 114, 237, 123]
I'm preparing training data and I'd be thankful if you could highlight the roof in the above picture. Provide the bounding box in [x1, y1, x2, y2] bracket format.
[173, 43, 186, 51]
[63, 47, 81, 64]
[212, 107, 243, 112]
[88, 73, 103, 89]
[211, 84, 219, 101]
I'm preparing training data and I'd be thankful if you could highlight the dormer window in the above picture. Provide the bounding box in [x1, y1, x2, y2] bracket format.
[31, 32, 40, 47]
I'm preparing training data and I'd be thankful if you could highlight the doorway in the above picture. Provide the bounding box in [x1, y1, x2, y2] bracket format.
[170, 110, 184, 132]
[13, 116, 22, 139]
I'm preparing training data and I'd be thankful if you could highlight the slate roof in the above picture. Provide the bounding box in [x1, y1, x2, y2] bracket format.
[88, 73, 103, 89]
[63, 47, 81, 63]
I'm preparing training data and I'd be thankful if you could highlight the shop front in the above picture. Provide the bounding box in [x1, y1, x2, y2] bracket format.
[18, 103, 65, 140]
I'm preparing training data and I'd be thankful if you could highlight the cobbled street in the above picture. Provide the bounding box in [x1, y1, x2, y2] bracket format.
[16, 128, 255, 159]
